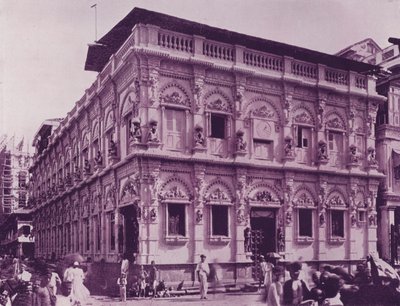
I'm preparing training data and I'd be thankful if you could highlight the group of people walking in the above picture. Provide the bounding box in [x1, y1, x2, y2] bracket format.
[0, 257, 90, 306]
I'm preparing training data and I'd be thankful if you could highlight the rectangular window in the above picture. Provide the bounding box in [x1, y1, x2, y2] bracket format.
[165, 109, 185, 150]
[211, 205, 229, 236]
[210, 114, 226, 139]
[167, 204, 185, 236]
[110, 213, 115, 251]
[358, 211, 366, 223]
[331, 210, 344, 237]
[297, 127, 310, 148]
[299, 209, 313, 237]
[253, 140, 273, 160]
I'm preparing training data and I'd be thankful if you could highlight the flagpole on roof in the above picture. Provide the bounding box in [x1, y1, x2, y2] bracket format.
[91, 3, 98, 42]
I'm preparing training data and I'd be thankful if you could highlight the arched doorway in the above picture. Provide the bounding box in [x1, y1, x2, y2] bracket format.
[250, 207, 277, 255]
[119, 203, 140, 261]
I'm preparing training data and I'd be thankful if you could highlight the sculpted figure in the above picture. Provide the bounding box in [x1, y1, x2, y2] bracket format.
[147, 120, 159, 143]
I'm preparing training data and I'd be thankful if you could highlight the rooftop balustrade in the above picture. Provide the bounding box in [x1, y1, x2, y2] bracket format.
[93, 24, 375, 97]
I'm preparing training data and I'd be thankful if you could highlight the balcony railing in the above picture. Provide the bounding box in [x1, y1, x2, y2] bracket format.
[158, 30, 193, 53]
[203, 40, 234, 61]
[291, 60, 317, 79]
[243, 50, 283, 72]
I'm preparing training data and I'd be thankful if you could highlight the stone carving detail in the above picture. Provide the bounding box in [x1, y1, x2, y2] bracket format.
[326, 117, 345, 130]
[194, 125, 205, 147]
[108, 139, 117, 157]
[369, 214, 377, 226]
[286, 210, 292, 225]
[317, 99, 326, 129]
[294, 112, 313, 125]
[147, 120, 159, 143]
[367, 147, 378, 166]
[105, 185, 116, 210]
[294, 193, 314, 207]
[277, 227, 285, 252]
[83, 159, 91, 175]
[284, 136, 295, 158]
[150, 208, 157, 222]
[196, 209, 203, 223]
[252, 105, 275, 119]
[160, 91, 189, 106]
[327, 195, 346, 207]
[148, 76, 158, 105]
[94, 151, 103, 167]
[237, 209, 246, 224]
[319, 211, 326, 226]
[236, 130, 247, 152]
[284, 96, 292, 124]
[349, 144, 359, 164]
[121, 181, 138, 202]
[130, 119, 142, 143]
[252, 190, 274, 202]
[208, 98, 230, 112]
[193, 83, 203, 111]
[317, 140, 328, 161]
[209, 188, 229, 201]
[74, 165, 81, 182]
[163, 186, 187, 200]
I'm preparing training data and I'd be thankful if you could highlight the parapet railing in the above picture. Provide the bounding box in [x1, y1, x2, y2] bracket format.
[93, 24, 374, 95]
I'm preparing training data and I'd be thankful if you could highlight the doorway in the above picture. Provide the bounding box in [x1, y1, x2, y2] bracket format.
[250, 208, 276, 256]
[119, 204, 139, 260]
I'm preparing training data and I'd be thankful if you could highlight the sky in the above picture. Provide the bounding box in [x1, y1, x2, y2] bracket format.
[1, 0, 400, 149]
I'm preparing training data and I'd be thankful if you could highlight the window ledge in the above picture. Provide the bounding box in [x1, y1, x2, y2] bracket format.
[165, 236, 189, 244]
[209, 236, 231, 244]
[296, 236, 314, 244]
[329, 237, 346, 244]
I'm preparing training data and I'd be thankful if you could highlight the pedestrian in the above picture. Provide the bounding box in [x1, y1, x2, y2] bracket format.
[120, 253, 129, 276]
[33, 270, 54, 306]
[69, 261, 90, 305]
[282, 261, 310, 305]
[266, 266, 284, 306]
[117, 272, 127, 302]
[55, 281, 75, 306]
[263, 256, 274, 294]
[49, 270, 62, 296]
[63, 264, 74, 283]
[196, 254, 210, 300]
[321, 274, 343, 306]
[148, 260, 158, 297]
[138, 265, 148, 297]
[210, 259, 222, 296]
[18, 263, 32, 282]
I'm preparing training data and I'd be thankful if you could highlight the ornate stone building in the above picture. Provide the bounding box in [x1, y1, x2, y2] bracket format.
[338, 38, 400, 263]
[30, 8, 385, 282]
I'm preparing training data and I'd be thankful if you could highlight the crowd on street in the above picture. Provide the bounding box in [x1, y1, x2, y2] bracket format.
[1, 252, 400, 305]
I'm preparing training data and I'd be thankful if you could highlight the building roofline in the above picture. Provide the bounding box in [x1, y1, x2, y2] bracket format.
[85, 7, 379, 74]
[335, 38, 383, 57]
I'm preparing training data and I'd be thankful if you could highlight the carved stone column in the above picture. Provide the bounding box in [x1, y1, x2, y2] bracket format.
[193, 164, 206, 263]
[283, 174, 294, 260]
[317, 179, 328, 260]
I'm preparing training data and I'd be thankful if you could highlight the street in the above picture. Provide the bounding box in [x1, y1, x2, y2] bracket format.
[86, 292, 265, 306]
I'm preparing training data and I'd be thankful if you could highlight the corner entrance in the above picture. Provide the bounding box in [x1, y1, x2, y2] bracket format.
[250, 208, 276, 256]
[119, 204, 140, 260]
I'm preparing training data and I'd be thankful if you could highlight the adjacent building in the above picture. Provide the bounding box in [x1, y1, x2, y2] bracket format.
[30, 8, 385, 284]
[0, 135, 33, 257]
[338, 38, 400, 264]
